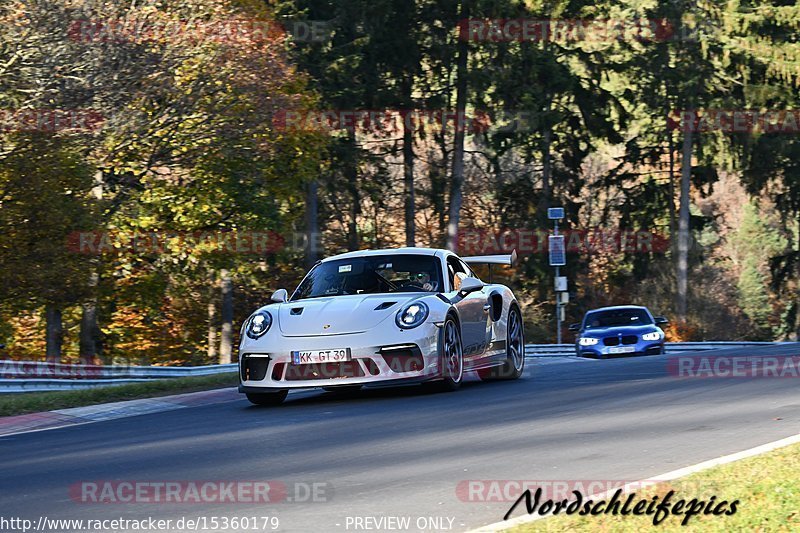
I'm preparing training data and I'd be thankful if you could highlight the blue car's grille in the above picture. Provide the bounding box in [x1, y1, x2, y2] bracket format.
[602, 335, 638, 346]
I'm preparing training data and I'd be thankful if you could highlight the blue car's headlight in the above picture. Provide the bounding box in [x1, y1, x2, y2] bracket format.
[396, 302, 429, 329]
[642, 331, 662, 341]
[245, 311, 272, 339]
[579, 337, 599, 346]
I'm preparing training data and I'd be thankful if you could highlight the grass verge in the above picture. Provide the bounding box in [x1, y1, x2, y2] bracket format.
[0, 372, 238, 417]
[507, 439, 800, 532]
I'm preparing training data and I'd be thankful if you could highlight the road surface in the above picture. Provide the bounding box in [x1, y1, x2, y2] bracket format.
[1, 343, 798, 532]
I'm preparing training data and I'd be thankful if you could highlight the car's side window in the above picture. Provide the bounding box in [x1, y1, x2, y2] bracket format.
[457, 258, 477, 280]
[446, 256, 466, 291]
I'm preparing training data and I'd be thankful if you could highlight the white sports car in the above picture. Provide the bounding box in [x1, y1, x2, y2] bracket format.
[238, 247, 525, 405]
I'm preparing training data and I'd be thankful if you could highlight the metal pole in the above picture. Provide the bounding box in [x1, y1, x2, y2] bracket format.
[556, 266, 562, 344]
[554, 220, 561, 344]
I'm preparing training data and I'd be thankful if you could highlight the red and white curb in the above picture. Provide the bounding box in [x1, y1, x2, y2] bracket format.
[0, 387, 239, 437]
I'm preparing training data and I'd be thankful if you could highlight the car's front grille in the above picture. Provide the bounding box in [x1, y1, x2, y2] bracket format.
[363, 358, 381, 376]
[602, 336, 638, 346]
[282, 361, 365, 381]
[381, 344, 424, 373]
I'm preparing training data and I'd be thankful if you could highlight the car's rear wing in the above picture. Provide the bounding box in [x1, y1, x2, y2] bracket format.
[461, 249, 517, 267]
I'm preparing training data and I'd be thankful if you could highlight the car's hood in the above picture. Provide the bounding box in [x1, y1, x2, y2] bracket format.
[275, 294, 424, 337]
[581, 324, 660, 337]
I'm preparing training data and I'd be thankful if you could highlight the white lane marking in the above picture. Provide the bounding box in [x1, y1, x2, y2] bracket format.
[54, 398, 187, 421]
[470, 431, 800, 532]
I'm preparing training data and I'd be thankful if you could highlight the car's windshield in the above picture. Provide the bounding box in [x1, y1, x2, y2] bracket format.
[292, 254, 442, 300]
[584, 309, 653, 329]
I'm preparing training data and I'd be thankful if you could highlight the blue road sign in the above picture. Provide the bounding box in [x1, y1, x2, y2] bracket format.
[549, 235, 566, 266]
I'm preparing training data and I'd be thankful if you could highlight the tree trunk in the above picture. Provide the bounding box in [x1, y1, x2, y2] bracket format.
[403, 116, 416, 247]
[78, 271, 99, 365]
[207, 271, 218, 361]
[431, 117, 449, 242]
[540, 126, 552, 215]
[795, 293, 800, 342]
[676, 127, 693, 321]
[445, 0, 470, 251]
[402, 79, 416, 247]
[346, 132, 360, 251]
[45, 304, 62, 363]
[305, 179, 319, 268]
[218, 269, 233, 364]
[667, 128, 677, 245]
[78, 303, 98, 364]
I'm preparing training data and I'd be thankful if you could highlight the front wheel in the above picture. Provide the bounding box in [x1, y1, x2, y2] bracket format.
[246, 390, 288, 406]
[425, 316, 464, 392]
[479, 305, 525, 381]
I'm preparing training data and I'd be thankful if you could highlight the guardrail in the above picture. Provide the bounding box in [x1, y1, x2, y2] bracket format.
[0, 361, 238, 379]
[0, 341, 786, 392]
[0, 362, 238, 393]
[525, 341, 780, 357]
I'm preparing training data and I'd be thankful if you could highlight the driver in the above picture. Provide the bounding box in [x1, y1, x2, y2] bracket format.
[409, 271, 435, 291]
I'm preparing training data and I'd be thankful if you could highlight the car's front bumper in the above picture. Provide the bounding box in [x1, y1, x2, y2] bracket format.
[238, 324, 442, 391]
[576, 341, 664, 358]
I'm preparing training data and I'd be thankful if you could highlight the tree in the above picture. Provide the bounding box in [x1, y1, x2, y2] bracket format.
[0, 135, 97, 361]
[731, 1, 800, 339]
[1, 0, 321, 363]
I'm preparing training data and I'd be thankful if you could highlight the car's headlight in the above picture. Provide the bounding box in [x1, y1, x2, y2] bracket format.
[642, 331, 662, 341]
[579, 337, 599, 346]
[396, 301, 429, 329]
[245, 311, 272, 339]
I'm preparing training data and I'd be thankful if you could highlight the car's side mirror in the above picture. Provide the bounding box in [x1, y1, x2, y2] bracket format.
[271, 289, 288, 303]
[568, 323, 580, 332]
[654, 316, 669, 325]
[459, 277, 484, 295]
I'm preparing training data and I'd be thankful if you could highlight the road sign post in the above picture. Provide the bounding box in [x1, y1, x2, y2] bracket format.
[548, 208, 566, 344]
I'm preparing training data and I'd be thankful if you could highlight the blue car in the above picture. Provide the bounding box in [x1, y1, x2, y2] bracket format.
[569, 305, 668, 358]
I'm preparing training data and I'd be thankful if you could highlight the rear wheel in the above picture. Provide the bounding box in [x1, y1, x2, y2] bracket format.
[479, 306, 525, 381]
[245, 390, 288, 406]
[424, 316, 463, 392]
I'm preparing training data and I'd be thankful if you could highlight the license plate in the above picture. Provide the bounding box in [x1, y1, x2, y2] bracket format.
[609, 346, 636, 354]
[292, 348, 351, 365]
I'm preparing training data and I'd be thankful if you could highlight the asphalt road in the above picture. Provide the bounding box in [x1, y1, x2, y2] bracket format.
[2, 343, 799, 532]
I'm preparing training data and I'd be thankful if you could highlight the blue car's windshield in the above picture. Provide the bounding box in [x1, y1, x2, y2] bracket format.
[584, 309, 653, 329]
[292, 254, 442, 300]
